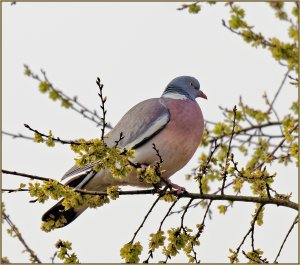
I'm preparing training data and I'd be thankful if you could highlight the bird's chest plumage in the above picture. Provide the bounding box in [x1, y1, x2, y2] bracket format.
[134, 98, 204, 179]
[159, 99, 204, 170]
[163, 98, 204, 145]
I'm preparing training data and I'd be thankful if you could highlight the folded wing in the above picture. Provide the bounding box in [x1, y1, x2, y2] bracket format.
[62, 98, 170, 182]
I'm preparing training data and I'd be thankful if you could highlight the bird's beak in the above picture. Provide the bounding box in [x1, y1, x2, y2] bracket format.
[198, 90, 207, 100]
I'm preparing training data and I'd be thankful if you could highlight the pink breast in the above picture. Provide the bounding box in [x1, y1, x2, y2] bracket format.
[151, 98, 204, 178]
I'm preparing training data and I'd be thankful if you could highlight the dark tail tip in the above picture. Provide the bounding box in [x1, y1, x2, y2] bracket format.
[42, 200, 86, 230]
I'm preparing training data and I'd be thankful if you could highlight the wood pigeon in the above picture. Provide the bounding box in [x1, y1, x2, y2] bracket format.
[42, 76, 207, 227]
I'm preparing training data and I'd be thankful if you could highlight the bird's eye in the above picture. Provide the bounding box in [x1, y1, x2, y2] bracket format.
[190, 82, 198, 89]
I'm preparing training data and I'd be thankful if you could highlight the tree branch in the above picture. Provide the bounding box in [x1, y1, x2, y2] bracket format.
[170, 181, 233, 215]
[221, 19, 273, 48]
[208, 121, 282, 144]
[23, 124, 95, 146]
[2, 170, 298, 211]
[24, 65, 112, 129]
[2, 169, 53, 182]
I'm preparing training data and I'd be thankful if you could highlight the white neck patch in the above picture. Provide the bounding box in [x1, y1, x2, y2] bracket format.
[162, 92, 188, 100]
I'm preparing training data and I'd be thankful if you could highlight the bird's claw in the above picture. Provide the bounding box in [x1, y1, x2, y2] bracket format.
[139, 163, 148, 169]
[175, 186, 187, 194]
[165, 179, 187, 194]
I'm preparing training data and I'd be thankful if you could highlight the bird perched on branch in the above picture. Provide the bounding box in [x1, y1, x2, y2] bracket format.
[42, 76, 207, 227]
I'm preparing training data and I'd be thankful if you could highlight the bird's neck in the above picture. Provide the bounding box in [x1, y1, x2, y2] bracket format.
[162, 92, 189, 100]
[161, 86, 194, 101]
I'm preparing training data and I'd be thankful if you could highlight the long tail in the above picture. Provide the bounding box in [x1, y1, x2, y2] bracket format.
[41, 200, 88, 227]
[41, 170, 97, 229]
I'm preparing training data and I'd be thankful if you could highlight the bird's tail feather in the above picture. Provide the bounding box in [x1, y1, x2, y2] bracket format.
[41, 170, 97, 229]
[41, 199, 88, 228]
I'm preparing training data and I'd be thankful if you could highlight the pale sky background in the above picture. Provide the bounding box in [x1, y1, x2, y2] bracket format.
[2, 2, 298, 263]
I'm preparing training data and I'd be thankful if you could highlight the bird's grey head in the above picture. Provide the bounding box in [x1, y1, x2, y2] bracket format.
[162, 76, 207, 101]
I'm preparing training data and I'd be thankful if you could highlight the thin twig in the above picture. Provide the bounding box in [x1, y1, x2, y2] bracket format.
[40, 68, 112, 129]
[274, 214, 299, 263]
[2, 211, 42, 263]
[204, 119, 217, 125]
[129, 189, 167, 244]
[96, 77, 108, 140]
[239, 96, 254, 127]
[221, 19, 273, 47]
[190, 200, 213, 263]
[24, 124, 87, 145]
[2, 169, 53, 182]
[267, 69, 290, 112]
[170, 181, 233, 215]
[176, 1, 201, 11]
[143, 199, 179, 263]
[230, 154, 276, 181]
[201, 200, 213, 226]
[197, 140, 220, 194]
[254, 123, 298, 170]
[114, 132, 124, 147]
[158, 200, 179, 231]
[152, 144, 172, 189]
[50, 251, 58, 263]
[180, 198, 194, 230]
[232, 204, 264, 262]
[2, 131, 34, 141]
[264, 69, 290, 135]
[221, 105, 237, 194]
[233, 136, 290, 148]
[152, 143, 164, 164]
[242, 250, 268, 263]
[208, 121, 282, 144]
[2, 188, 29, 193]
[25, 65, 112, 128]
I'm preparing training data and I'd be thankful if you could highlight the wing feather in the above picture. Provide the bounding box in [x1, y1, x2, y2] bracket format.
[62, 98, 169, 181]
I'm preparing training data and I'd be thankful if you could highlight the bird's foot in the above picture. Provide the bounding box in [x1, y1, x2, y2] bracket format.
[165, 179, 186, 194]
[140, 163, 148, 169]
